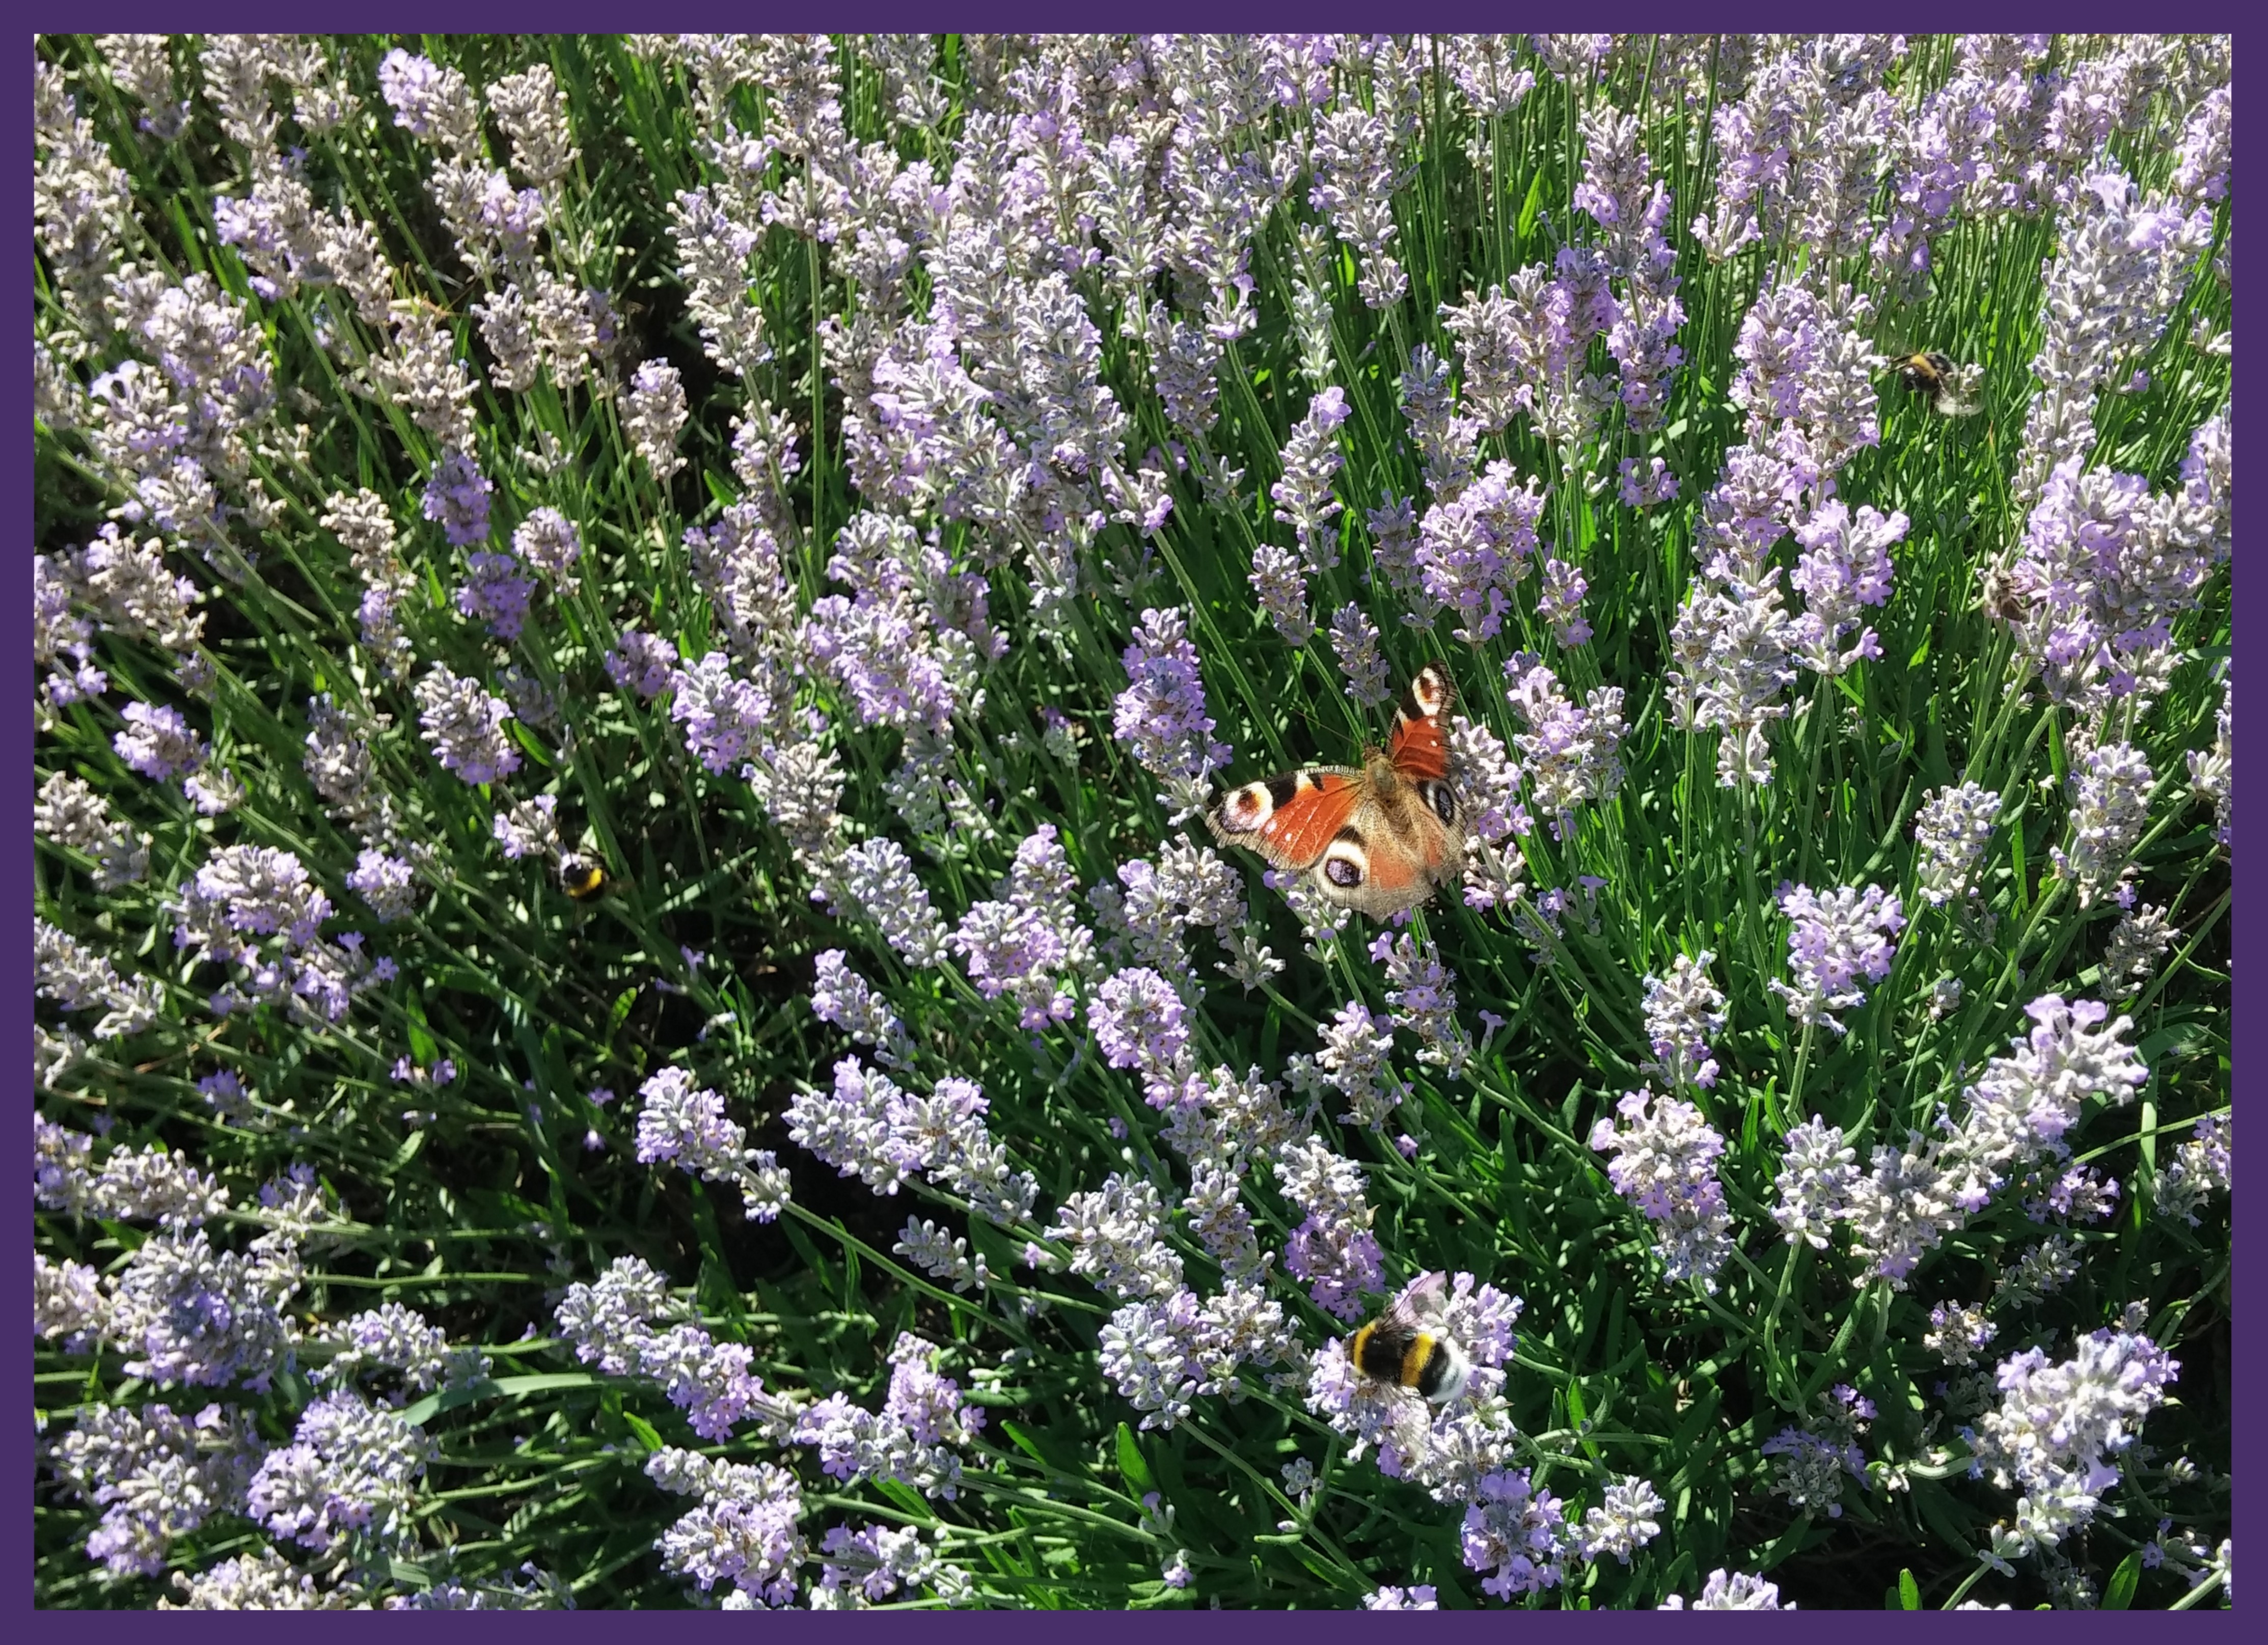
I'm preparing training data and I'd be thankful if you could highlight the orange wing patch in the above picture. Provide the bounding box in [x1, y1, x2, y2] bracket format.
[1252, 772, 1362, 868]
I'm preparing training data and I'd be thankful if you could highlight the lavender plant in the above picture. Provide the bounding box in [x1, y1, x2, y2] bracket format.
[36, 33, 2229, 1612]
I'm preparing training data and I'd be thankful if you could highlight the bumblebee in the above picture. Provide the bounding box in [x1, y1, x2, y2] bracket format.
[1978, 565, 2029, 624]
[1348, 1271, 1471, 1406]
[559, 854, 611, 901]
[1892, 349, 1981, 418]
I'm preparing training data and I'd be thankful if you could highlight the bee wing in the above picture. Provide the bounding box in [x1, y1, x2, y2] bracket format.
[1381, 1270, 1451, 1333]
[1935, 390, 1981, 418]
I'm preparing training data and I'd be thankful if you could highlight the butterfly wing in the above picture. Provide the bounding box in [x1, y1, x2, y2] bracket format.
[1206, 766, 1364, 871]
[1387, 665, 1454, 784]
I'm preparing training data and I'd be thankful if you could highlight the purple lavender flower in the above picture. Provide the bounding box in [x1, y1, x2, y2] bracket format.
[1914, 781, 2000, 906]
[2053, 741, 2154, 906]
[1788, 500, 1903, 674]
[1589, 1091, 1733, 1286]
[825, 837, 948, 968]
[511, 506, 582, 590]
[1973, 1327, 2178, 1555]
[645, 1448, 806, 1606]
[421, 449, 493, 546]
[634, 1067, 788, 1223]
[1660, 1569, 1791, 1609]
[413, 665, 520, 786]
[1270, 386, 1351, 566]
[1413, 460, 1546, 644]
[113, 701, 205, 782]
[454, 549, 535, 640]
[1088, 967, 1191, 1089]
[1504, 654, 1627, 836]
[1113, 608, 1229, 789]
[666, 650, 777, 776]
[1770, 881, 1905, 1034]
[1642, 951, 1726, 1089]
[607, 627, 680, 699]
[1461, 1469, 1568, 1600]
[949, 825, 1094, 1029]
[1277, 1137, 1383, 1320]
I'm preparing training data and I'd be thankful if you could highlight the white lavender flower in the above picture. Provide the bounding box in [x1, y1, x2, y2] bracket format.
[1589, 1091, 1734, 1287]
[1769, 881, 1905, 1035]
[1914, 781, 2001, 906]
[2054, 742, 2155, 906]
[1660, 1569, 1793, 1609]
[1973, 1327, 2178, 1556]
[2152, 1112, 2230, 1226]
[1574, 1475, 1666, 1565]
[1642, 951, 1727, 1090]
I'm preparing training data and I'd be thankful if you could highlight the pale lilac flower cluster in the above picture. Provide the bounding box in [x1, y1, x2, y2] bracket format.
[2005, 454, 2222, 713]
[414, 665, 521, 786]
[624, 359, 689, 479]
[1573, 1475, 1668, 1565]
[1412, 460, 1547, 643]
[633, 1067, 790, 1223]
[811, 948, 915, 1067]
[1275, 1136, 1384, 1320]
[1503, 654, 1626, 837]
[35, 1123, 227, 1228]
[823, 837, 949, 967]
[1363, 1585, 1439, 1610]
[1588, 1091, 1734, 1287]
[2013, 165, 2216, 512]
[1973, 1327, 2179, 1556]
[950, 825, 1094, 1029]
[1761, 1406, 1867, 1519]
[455, 547, 535, 641]
[492, 793, 562, 862]
[644, 1448, 805, 1608]
[1665, 444, 1799, 786]
[1460, 1468, 1569, 1600]
[1770, 1116, 1861, 1250]
[1769, 881, 1905, 1034]
[1113, 607, 1229, 813]
[113, 700, 206, 786]
[791, 1331, 986, 1501]
[1573, 107, 1687, 429]
[1446, 715, 1529, 912]
[786, 1058, 1037, 1227]
[815, 1521, 962, 1606]
[1642, 951, 1726, 1090]
[1779, 996, 2146, 1283]
[421, 448, 493, 546]
[1787, 499, 1902, 674]
[317, 1301, 488, 1395]
[555, 1255, 790, 1443]
[245, 1389, 434, 1554]
[1088, 967, 1192, 1093]
[2152, 1113, 2231, 1226]
[34, 918, 163, 1039]
[511, 506, 582, 593]
[666, 650, 777, 777]
[100, 1227, 301, 1390]
[1310, 106, 1409, 307]
[1314, 1000, 1405, 1131]
[1328, 604, 1391, 708]
[1049, 1173, 1183, 1302]
[48, 1402, 261, 1580]
[1914, 781, 2001, 907]
[806, 512, 1002, 736]
[1368, 930, 1474, 1078]
[2053, 741, 2154, 907]
[1925, 1302, 1999, 1368]
[1660, 1569, 1793, 1609]
[1440, 258, 1616, 463]
[607, 628, 680, 700]
[2187, 678, 2231, 850]
[172, 843, 393, 1024]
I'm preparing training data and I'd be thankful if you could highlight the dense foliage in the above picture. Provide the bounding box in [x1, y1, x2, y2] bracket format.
[34, 33, 2231, 1610]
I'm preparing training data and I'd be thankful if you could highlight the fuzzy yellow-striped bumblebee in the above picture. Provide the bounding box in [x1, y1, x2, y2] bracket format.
[1348, 1271, 1471, 1405]
[1891, 349, 1981, 418]
[559, 854, 611, 901]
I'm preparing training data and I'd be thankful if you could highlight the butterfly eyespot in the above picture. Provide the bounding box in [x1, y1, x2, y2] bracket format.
[1428, 783, 1459, 825]
[1325, 857, 1364, 888]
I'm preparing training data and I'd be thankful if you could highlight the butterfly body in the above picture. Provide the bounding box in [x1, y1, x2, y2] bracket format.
[1206, 665, 1463, 919]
